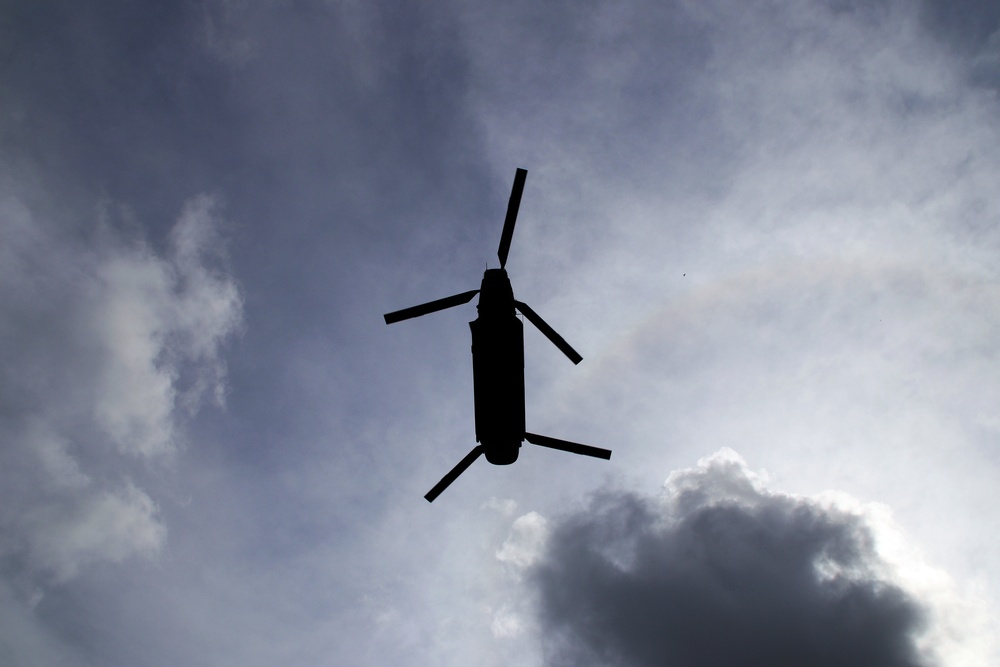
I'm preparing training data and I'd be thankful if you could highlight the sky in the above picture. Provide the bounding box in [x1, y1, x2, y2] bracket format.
[1, 0, 999, 665]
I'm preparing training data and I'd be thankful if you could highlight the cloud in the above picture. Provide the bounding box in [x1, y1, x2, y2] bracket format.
[530, 451, 941, 667]
[497, 511, 549, 569]
[0, 190, 242, 588]
[21, 482, 166, 583]
[90, 195, 243, 451]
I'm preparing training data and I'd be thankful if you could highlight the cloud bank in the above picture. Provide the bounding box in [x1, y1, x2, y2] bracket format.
[0, 192, 242, 589]
[530, 451, 942, 667]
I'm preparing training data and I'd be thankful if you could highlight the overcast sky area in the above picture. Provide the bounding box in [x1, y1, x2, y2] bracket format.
[2, 0, 999, 665]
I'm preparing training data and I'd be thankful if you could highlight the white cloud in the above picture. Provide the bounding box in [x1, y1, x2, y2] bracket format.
[92, 195, 242, 457]
[490, 605, 526, 639]
[0, 189, 242, 587]
[496, 511, 549, 569]
[482, 497, 519, 517]
[22, 482, 166, 583]
[816, 491, 998, 667]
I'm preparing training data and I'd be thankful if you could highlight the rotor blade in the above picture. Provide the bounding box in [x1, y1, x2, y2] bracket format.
[424, 446, 485, 502]
[514, 301, 583, 364]
[497, 168, 527, 269]
[524, 432, 612, 460]
[384, 290, 479, 324]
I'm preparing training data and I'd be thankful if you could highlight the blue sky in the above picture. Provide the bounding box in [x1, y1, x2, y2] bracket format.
[1, 1, 999, 665]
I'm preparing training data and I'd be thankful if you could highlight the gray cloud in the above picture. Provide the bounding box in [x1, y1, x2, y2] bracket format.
[531, 452, 931, 667]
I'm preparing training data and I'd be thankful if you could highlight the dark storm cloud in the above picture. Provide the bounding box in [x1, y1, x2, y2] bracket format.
[531, 453, 931, 667]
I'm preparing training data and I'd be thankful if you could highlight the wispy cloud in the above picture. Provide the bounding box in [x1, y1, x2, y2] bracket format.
[0, 191, 241, 589]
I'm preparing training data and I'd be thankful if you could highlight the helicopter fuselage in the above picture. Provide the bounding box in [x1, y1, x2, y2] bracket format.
[470, 268, 525, 465]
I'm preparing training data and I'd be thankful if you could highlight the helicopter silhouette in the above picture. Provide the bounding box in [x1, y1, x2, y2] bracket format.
[384, 168, 611, 502]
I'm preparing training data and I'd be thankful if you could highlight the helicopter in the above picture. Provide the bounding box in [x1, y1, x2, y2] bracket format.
[384, 168, 612, 502]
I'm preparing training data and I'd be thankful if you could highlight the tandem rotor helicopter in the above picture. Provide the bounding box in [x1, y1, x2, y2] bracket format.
[384, 168, 612, 502]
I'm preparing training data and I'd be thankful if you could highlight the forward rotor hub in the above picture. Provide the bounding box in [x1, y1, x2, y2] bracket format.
[478, 268, 514, 316]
